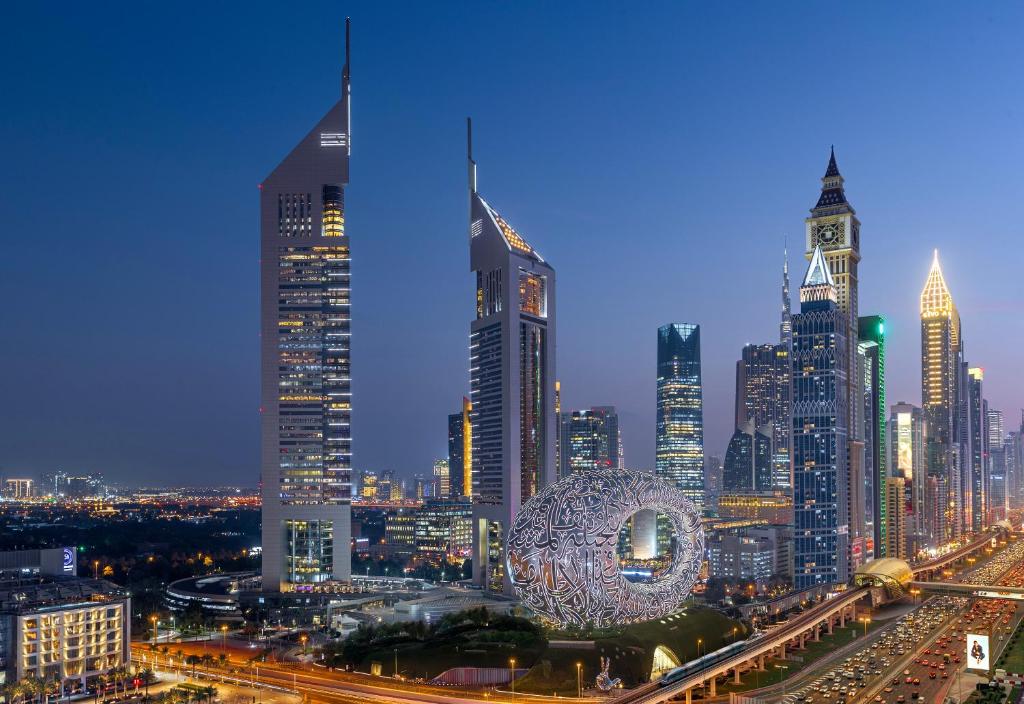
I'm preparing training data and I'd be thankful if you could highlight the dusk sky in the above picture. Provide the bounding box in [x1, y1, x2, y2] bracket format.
[1, 3, 1022, 487]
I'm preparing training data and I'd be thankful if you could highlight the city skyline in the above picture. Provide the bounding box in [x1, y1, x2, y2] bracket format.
[2, 4, 1023, 486]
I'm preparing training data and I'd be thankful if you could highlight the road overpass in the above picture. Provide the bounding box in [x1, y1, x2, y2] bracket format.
[911, 530, 1010, 579]
[911, 581, 1024, 600]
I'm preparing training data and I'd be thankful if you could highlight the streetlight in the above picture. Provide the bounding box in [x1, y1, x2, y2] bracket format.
[730, 626, 738, 643]
[150, 615, 158, 645]
[93, 560, 100, 580]
[697, 638, 703, 659]
[221, 624, 228, 651]
[576, 662, 582, 698]
[300, 634, 308, 656]
[393, 648, 398, 679]
[859, 616, 871, 637]
[509, 658, 517, 699]
[776, 664, 789, 700]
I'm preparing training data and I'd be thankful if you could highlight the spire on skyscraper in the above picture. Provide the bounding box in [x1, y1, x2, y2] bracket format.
[813, 146, 852, 213]
[780, 240, 792, 347]
[825, 145, 840, 178]
[921, 249, 956, 318]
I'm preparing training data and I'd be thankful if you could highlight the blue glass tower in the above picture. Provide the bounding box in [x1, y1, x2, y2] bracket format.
[656, 324, 704, 509]
[792, 247, 849, 589]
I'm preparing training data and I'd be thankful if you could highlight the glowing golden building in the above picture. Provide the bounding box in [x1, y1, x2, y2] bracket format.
[920, 249, 961, 541]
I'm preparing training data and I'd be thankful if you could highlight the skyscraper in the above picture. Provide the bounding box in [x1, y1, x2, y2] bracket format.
[967, 368, 987, 529]
[858, 315, 886, 557]
[558, 407, 622, 477]
[889, 402, 927, 554]
[885, 477, 907, 559]
[734, 343, 790, 492]
[721, 421, 773, 494]
[920, 250, 961, 541]
[656, 324, 705, 510]
[791, 247, 849, 589]
[447, 397, 473, 499]
[467, 120, 556, 595]
[260, 22, 353, 590]
[804, 148, 864, 575]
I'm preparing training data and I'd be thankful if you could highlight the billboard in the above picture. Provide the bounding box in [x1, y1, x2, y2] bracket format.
[967, 634, 990, 671]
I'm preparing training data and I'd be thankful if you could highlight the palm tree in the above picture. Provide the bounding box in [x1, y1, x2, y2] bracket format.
[216, 654, 227, 669]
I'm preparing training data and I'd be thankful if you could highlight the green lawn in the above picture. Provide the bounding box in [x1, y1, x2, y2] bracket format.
[516, 607, 746, 696]
[996, 621, 1024, 673]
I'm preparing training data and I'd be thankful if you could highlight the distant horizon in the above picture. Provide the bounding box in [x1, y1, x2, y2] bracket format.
[1, 3, 1021, 486]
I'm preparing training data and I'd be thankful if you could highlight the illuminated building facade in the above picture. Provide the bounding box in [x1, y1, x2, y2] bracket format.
[0, 577, 130, 686]
[447, 397, 473, 498]
[889, 402, 927, 552]
[2, 478, 33, 499]
[989, 409, 1007, 520]
[656, 324, 704, 508]
[433, 458, 450, 498]
[414, 498, 473, 563]
[803, 148, 864, 576]
[722, 421, 773, 494]
[920, 250, 961, 541]
[716, 493, 793, 525]
[791, 247, 849, 589]
[359, 471, 377, 500]
[558, 406, 622, 477]
[260, 22, 353, 590]
[467, 121, 557, 595]
[858, 315, 886, 557]
[885, 477, 907, 559]
[967, 368, 987, 528]
[734, 342, 791, 491]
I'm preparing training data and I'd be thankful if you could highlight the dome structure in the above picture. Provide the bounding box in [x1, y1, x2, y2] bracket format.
[992, 520, 1013, 531]
[853, 558, 913, 599]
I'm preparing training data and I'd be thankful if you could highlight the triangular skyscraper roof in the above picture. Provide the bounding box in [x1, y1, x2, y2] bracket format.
[803, 245, 835, 287]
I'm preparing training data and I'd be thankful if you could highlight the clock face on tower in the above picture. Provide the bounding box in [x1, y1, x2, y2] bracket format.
[814, 221, 844, 248]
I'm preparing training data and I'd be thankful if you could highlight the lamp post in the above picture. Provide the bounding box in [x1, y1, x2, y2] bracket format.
[393, 648, 398, 679]
[300, 634, 307, 656]
[697, 638, 703, 659]
[509, 658, 516, 699]
[860, 616, 871, 637]
[150, 615, 158, 645]
[731, 627, 738, 643]
[221, 624, 228, 651]
[576, 662, 582, 698]
[776, 664, 789, 700]
[93, 560, 99, 580]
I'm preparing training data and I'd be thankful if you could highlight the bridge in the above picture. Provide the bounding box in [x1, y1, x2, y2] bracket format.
[910, 529, 1008, 579]
[911, 582, 1024, 600]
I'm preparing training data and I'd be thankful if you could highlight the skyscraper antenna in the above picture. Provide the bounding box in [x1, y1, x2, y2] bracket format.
[344, 18, 351, 83]
[467, 117, 477, 194]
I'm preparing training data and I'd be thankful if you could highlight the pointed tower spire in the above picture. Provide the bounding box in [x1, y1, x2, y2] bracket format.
[921, 248, 956, 319]
[812, 146, 851, 213]
[781, 238, 792, 347]
[467, 117, 476, 195]
[343, 17, 351, 87]
[825, 145, 840, 178]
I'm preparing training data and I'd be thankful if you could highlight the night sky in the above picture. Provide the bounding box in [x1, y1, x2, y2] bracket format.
[2, 3, 1022, 487]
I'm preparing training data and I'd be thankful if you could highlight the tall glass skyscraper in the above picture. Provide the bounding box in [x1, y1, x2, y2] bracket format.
[967, 368, 987, 530]
[656, 324, 704, 508]
[558, 406, 621, 477]
[260, 22, 353, 590]
[447, 397, 472, 499]
[889, 402, 927, 554]
[858, 315, 886, 557]
[467, 121, 556, 595]
[792, 247, 849, 589]
[920, 250, 961, 541]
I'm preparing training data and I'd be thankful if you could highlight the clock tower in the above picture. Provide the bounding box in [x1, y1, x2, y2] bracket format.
[803, 147, 867, 574]
[805, 146, 860, 321]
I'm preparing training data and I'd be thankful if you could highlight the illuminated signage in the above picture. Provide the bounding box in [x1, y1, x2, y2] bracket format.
[967, 633, 990, 671]
[62, 547, 75, 573]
